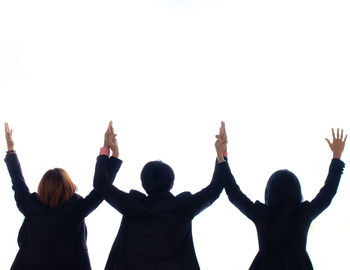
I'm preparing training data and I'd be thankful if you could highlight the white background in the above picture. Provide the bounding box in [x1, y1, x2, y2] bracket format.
[1, 0, 350, 269]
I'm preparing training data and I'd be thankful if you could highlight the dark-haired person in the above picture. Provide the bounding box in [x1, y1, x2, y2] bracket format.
[222, 126, 347, 270]
[4, 122, 120, 270]
[93, 122, 228, 270]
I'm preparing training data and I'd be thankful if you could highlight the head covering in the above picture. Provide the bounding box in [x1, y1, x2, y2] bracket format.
[265, 169, 302, 213]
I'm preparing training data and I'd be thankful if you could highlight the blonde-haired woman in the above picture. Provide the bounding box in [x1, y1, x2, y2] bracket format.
[4, 122, 120, 270]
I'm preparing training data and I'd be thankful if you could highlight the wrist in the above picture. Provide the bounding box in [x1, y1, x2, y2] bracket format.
[7, 144, 14, 151]
[333, 153, 341, 159]
[217, 154, 224, 162]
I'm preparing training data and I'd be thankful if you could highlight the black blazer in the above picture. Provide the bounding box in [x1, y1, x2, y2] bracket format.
[94, 156, 227, 270]
[223, 158, 345, 270]
[5, 153, 121, 270]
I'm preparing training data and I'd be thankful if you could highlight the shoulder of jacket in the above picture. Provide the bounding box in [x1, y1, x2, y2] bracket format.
[129, 189, 147, 198]
[299, 201, 311, 209]
[176, 191, 192, 199]
[254, 200, 265, 206]
[72, 193, 83, 200]
[29, 192, 38, 199]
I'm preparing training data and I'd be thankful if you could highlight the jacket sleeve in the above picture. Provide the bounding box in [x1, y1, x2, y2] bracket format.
[4, 153, 30, 214]
[93, 155, 134, 215]
[185, 159, 226, 217]
[79, 156, 122, 217]
[223, 161, 257, 221]
[308, 158, 345, 220]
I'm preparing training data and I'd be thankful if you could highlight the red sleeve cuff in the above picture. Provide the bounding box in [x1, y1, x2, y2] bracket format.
[99, 147, 110, 156]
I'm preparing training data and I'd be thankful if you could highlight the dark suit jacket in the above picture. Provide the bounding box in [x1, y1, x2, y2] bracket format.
[223, 158, 345, 270]
[94, 156, 227, 270]
[5, 153, 121, 270]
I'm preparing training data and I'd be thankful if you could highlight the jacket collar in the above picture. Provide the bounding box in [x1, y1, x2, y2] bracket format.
[147, 191, 174, 199]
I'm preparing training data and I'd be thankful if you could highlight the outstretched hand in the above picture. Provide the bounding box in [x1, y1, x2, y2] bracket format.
[104, 121, 119, 158]
[215, 121, 227, 162]
[5, 123, 14, 151]
[325, 128, 347, 159]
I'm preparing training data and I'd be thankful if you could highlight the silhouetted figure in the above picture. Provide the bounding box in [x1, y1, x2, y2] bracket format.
[4, 122, 119, 270]
[93, 122, 228, 270]
[222, 127, 346, 270]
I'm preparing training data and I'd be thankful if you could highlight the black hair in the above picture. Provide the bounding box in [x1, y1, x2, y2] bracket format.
[265, 169, 303, 212]
[141, 161, 175, 194]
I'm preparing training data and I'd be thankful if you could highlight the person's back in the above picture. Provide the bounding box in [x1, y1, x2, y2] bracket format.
[106, 191, 203, 269]
[12, 193, 91, 269]
[4, 122, 120, 270]
[94, 122, 228, 270]
[223, 127, 346, 270]
[119, 192, 192, 255]
[248, 203, 314, 269]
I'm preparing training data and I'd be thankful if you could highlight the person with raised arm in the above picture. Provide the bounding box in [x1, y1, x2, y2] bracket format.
[4, 122, 120, 270]
[222, 126, 346, 270]
[93, 122, 227, 270]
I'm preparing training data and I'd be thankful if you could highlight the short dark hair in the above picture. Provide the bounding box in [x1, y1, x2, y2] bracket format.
[265, 169, 302, 212]
[141, 161, 175, 194]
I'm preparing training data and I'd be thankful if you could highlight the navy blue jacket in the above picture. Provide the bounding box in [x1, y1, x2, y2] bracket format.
[223, 158, 345, 270]
[5, 153, 121, 270]
[94, 156, 226, 270]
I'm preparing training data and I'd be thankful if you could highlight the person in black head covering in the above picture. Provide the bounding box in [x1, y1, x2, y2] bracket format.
[264, 169, 303, 214]
[222, 126, 346, 270]
[93, 121, 228, 270]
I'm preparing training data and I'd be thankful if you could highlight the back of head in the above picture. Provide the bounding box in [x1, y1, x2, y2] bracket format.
[37, 168, 77, 208]
[265, 169, 302, 213]
[141, 161, 175, 194]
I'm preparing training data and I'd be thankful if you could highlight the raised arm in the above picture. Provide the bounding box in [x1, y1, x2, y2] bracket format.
[309, 128, 346, 219]
[93, 122, 133, 215]
[79, 122, 122, 217]
[186, 122, 228, 216]
[223, 163, 257, 220]
[222, 125, 257, 220]
[4, 123, 30, 214]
